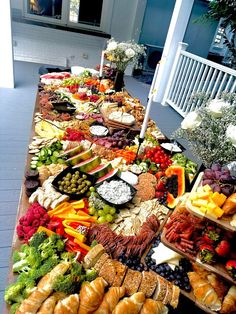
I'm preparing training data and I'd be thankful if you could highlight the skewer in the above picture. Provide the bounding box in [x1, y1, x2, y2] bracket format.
[37, 116, 65, 131]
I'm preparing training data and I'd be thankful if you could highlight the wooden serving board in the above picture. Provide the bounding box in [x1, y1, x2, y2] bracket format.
[161, 223, 236, 286]
[2, 94, 40, 314]
[186, 172, 236, 232]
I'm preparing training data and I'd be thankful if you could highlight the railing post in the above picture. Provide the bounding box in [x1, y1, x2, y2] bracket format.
[153, 0, 194, 104]
[161, 42, 188, 106]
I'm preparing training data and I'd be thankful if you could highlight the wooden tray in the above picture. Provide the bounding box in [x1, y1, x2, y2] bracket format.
[186, 172, 236, 232]
[161, 224, 236, 286]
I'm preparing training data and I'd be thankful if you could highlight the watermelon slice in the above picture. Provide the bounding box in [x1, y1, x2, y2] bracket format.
[87, 163, 112, 178]
[96, 169, 119, 184]
[59, 145, 83, 159]
[74, 156, 101, 172]
[67, 148, 93, 166]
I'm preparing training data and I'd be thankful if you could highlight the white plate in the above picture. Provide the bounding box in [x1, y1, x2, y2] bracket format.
[161, 143, 182, 152]
[90, 125, 109, 137]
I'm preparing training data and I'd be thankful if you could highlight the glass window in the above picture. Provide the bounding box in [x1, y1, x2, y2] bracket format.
[69, 0, 103, 27]
[27, 0, 63, 20]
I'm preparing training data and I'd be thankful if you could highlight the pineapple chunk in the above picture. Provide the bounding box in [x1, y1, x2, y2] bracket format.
[196, 191, 211, 200]
[211, 192, 227, 207]
[203, 184, 212, 192]
[189, 193, 198, 201]
[192, 199, 208, 207]
[199, 206, 207, 214]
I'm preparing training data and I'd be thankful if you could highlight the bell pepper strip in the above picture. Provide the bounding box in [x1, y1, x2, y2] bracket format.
[64, 228, 85, 242]
[74, 238, 91, 251]
[37, 226, 55, 236]
[48, 202, 74, 217]
[66, 214, 96, 222]
[63, 220, 90, 229]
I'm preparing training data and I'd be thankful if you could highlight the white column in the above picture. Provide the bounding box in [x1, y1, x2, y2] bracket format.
[153, 0, 194, 103]
[0, 0, 14, 88]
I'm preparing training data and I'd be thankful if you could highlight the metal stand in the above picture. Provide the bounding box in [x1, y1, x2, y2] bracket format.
[135, 137, 144, 160]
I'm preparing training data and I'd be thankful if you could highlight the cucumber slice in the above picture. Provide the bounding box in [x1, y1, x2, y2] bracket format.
[45, 159, 51, 165]
[36, 161, 43, 167]
[57, 158, 65, 164]
[47, 149, 52, 156]
[31, 164, 37, 169]
[31, 156, 39, 161]
[31, 160, 38, 165]
[50, 156, 58, 163]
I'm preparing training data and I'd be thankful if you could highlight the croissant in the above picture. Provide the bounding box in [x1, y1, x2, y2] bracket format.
[222, 193, 236, 215]
[37, 292, 66, 314]
[207, 274, 228, 301]
[54, 293, 80, 314]
[112, 292, 145, 314]
[188, 272, 222, 311]
[16, 262, 70, 314]
[140, 299, 168, 314]
[78, 277, 108, 314]
[221, 285, 236, 313]
[94, 286, 125, 314]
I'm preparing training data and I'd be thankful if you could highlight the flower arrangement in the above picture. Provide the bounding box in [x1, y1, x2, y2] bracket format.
[173, 93, 236, 167]
[104, 38, 146, 72]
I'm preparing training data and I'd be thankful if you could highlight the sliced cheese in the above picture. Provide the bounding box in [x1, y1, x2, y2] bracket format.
[151, 243, 182, 265]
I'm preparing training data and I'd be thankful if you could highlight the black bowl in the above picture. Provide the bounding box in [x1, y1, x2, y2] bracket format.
[52, 166, 94, 200]
[95, 175, 136, 207]
[52, 101, 76, 114]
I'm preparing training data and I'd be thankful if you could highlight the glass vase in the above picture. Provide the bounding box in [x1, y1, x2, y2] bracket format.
[114, 70, 124, 92]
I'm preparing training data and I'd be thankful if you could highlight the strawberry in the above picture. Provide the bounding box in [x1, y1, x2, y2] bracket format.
[226, 260, 236, 279]
[215, 240, 230, 257]
[202, 227, 221, 244]
[155, 191, 164, 198]
[199, 244, 215, 264]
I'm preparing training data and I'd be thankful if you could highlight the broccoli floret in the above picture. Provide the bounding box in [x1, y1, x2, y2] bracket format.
[10, 303, 20, 314]
[38, 234, 65, 254]
[60, 251, 76, 263]
[84, 268, 97, 282]
[70, 261, 83, 277]
[4, 282, 24, 305]
[29, 231, 48, 248]
[12, 247, 42, 274]
[12, 251, 25, 264]
[52, 274, 79, 294]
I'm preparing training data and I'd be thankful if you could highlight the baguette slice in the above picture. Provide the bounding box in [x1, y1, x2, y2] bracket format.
[138, 271, 157, 298]
[153, 275, 168, 302]
[99, 258, 117, 286]
[122, 269, 142, 296]
[83, 244, 105, 269]
[94, 253, 110, 272]
[170, 284, 180, 309]
[112, 260, 128, 287]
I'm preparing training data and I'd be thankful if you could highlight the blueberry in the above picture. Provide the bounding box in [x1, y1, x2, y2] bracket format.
[184, 277, 189, 283]
[136, 266, 141, 272]
[175, 266, 180, 272]
[139, 264, 144, 271]
[144, 265, 148, 271]
[169, 275, 175, 281]
[176, 274, 181, 280]
[174, 280, 179, 286]
[160, 272, 165, 277]
[151, 265, 156, 271]
[185, 285, 192, 292]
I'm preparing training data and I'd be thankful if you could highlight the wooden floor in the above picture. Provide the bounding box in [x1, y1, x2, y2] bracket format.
[0, 61, 198, 312]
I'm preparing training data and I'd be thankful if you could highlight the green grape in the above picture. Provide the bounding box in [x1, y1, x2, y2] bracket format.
[103, 205, 110, 214]
[88, 201, 94, 207]
[105, 214, 113, 223]
[98, 210, 105, 217]
[109, 207, 116, 215]
[89, 186, 95, 192]
[98, 216, 106, 224]
[89, 207, 96, 215]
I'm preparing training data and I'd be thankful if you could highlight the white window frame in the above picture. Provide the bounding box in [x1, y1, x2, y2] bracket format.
[23, 0, 114, 33]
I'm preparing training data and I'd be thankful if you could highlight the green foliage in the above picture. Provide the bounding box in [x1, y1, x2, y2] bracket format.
[4, 282, 25, 305]
[10, 303, 20, 314]
[29, 231, 47, 248]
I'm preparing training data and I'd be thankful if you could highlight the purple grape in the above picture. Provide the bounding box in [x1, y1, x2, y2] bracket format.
[211, 163, 221, 171]
[202, 179, 214, 186]
[220, 174, 231, 182]
[220, 184, 234, 196]
[214, 171, 222, 180]
[203, 169, 215, 179]
[213, 185, 221, 193]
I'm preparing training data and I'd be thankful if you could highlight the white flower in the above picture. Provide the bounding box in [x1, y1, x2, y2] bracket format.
[107, 41, 117, 51]
[125, 48, 135, 59]
[226, 124, 236, 147]
[181, 112, 202, 130]
[207, 98, 230, 118]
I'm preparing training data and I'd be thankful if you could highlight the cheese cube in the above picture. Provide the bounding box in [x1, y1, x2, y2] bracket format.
[197, 186, 205, 193]
[207, 206, 224, 219]
[211, 192, 227, 207]
[199, 206, 207, 214]
[196, 191, 211, 200]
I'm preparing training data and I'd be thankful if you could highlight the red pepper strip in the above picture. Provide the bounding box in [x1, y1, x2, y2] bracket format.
[68, 222, 82, 229]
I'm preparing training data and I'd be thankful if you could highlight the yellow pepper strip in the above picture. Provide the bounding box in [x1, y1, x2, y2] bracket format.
[75, 210, 89, 216]
[74, 238, 91, 251]
[70, 199, 85, 206]
[37, 226, 55, 236]
[47, 202, 71, 216]
[66, 214, 96, 222]
[64, 228, 85, 242]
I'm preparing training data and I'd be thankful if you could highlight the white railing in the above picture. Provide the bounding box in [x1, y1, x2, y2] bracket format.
[163, 44, 236, 117]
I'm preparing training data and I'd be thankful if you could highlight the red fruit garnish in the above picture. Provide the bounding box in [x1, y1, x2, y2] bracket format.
[155, 191, 164, 198]
[226, 260, 236, 279]
[156, 180, 166, 191]
[215, 240, 230, 257]
[199, 244, 215, 264]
